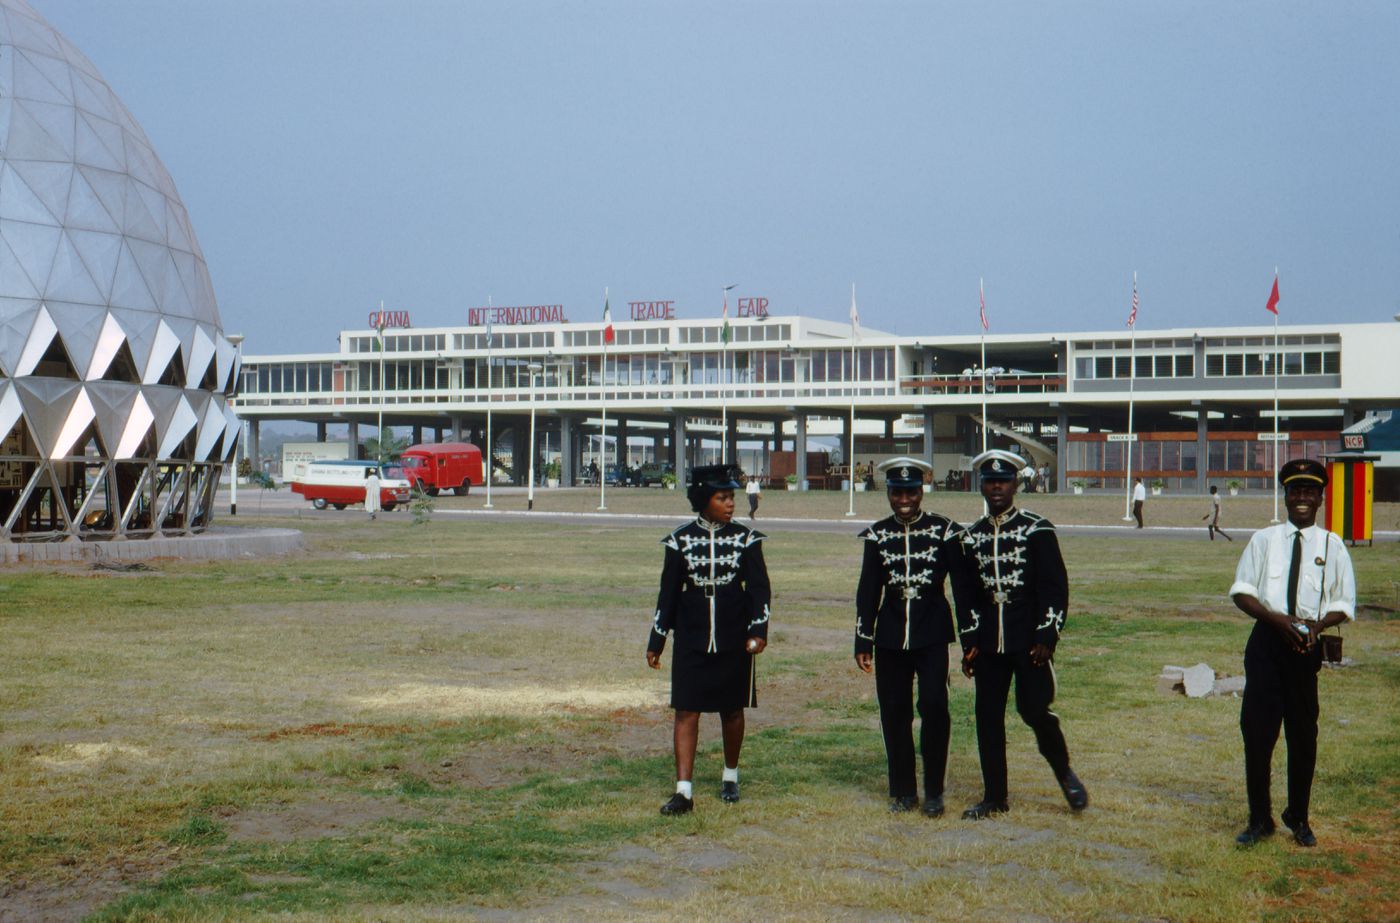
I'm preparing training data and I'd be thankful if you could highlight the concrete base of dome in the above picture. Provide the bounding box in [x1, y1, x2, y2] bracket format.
[1, 528, 304, 565]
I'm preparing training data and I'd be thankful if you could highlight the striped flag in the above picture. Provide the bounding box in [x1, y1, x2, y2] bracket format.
[1128, 275, 1139, 327]
[979, 279, 988, 331]
[1265, 274, 1280, 315]
[603, 293, 614, 344]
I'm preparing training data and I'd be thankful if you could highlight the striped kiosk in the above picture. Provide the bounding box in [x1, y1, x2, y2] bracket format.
[1324, 454, 1378, 547]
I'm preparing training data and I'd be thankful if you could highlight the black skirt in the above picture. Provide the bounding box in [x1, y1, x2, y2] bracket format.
[670, 645, 757, 712]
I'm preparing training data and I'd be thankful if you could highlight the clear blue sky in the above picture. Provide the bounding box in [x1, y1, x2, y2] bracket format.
[37, 0, 1400, 353]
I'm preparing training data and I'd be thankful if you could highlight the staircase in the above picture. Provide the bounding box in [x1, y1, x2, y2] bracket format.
[973, 416, 1057, 472]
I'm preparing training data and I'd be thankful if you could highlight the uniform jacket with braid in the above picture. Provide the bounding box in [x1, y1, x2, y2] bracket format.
[854, 511, 968, 655]
[956, 507, 1068, 654]
[648, 518, 772, 654]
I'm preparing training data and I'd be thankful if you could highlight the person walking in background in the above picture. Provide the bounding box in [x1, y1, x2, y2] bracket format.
[1229, 459, 1355, 848]
[363, 467, 381, 521]
[646, 464, 772, 815]
[853, 458, 969, 816]
[1132, 476, 1146, 528]
[957, 449, 1087, 819]
[1203, 485, 1233, 541]
[746, 473, 761, 520]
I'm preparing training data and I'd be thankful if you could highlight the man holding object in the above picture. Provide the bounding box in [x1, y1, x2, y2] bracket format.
[1229, 458, 1355, 848]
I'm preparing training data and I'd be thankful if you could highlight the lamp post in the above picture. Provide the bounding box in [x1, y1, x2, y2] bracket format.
[527, 361, 543, 511]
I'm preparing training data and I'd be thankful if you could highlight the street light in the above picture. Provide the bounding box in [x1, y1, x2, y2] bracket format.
[527, 361, 543, 511]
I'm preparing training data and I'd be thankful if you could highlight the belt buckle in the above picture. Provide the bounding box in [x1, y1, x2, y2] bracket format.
[703, 585, 716, 599]
[902, 586, 920, 600]
[992, 590, 1009, 604]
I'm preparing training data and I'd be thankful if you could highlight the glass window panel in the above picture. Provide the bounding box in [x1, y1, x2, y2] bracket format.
[1154, 355, 1173, 377]
[1224, 354, 1243, 376]
[1323, 352, 1339, 374]
[1176, 354, 1194, 377]
[1114, 357, 1131, 378]
[1135, 355, 1153, 377]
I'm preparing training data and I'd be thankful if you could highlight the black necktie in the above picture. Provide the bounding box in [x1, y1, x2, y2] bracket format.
[1286, 531, 1303, 617]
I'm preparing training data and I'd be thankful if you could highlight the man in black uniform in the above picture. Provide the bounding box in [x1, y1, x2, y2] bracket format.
[854, 457, 968, 816]
[957, 449, 1087, 819]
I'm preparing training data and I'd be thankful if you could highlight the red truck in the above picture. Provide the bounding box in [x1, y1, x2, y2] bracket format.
[398, 443, 484, 496]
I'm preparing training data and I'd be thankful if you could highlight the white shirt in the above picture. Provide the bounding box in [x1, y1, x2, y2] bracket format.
[364, 474, 381, 512]
[1229, 522, 1356, 622]
[746, 479, 760, 496]
[1133, 482, 1146, 502]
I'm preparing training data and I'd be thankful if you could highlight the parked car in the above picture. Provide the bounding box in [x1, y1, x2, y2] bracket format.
[629, 461, 674, 486]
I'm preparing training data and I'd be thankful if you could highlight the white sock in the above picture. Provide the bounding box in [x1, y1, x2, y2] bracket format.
[722, 766, 739, 784]
[675, 780, 693, 799]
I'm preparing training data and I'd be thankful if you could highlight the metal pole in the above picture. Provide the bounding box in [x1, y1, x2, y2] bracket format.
[847, 328, 856, 517]
[1123, 285, 1137, 521]
[527, 363, 540, 511]
[377, 301, 385, 464]
[484, 303, 494, 509]
[1271, 282, 1280, 522]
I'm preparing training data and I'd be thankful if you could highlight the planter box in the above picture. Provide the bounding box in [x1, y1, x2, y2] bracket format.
[1229, 487, 1239, 496]
[1072, 486, 1084, 495]
[1151, 487, 1162, 496]
[546, 478, 559, 488]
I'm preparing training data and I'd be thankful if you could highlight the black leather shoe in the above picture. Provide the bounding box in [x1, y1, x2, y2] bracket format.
[889, 795, 919, 813]
[921, 796, 945, 818]
[660, 793, 694, 816]
[961, 799, 1009, 820]
[720, 781, 740, 803]
[1057, 769, 1089, 812]
[1281, 808, 1316, 847]
[1235, 819, 1275, 846]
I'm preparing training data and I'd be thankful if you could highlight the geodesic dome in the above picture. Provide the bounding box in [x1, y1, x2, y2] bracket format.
[0, 0, 239, 542]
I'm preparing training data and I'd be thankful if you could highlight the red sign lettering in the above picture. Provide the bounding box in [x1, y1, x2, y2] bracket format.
[368, 310, 411, 329]
[467, 305, 569, 326]
[628, 300, 676, 321]
[737, 297, 769, 318]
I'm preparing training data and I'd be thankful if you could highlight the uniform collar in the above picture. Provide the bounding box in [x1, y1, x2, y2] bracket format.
[989, 506, 1018, 528]
[894, 510, 925, 526]
[696, 516, 724, 532]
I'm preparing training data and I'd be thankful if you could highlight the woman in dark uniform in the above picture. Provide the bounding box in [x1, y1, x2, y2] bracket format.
[646, 464, 772, 815]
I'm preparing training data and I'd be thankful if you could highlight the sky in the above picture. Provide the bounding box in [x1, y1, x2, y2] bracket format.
[36, 0, 1400, 354]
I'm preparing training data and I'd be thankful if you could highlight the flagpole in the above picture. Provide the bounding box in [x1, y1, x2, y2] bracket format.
[376, 300, 385, 465]
[979, 279, 987, 455]
[1123, 273, 1138, 522]
[599, 286, 609, 511]
[847, 283, 857, 517]
[483, 296, 494, 508]
[1271, 268, 1280, 523]
[721, 287, 728, 464]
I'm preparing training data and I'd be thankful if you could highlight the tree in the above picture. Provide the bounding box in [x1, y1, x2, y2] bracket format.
[364, 429, 410, 463]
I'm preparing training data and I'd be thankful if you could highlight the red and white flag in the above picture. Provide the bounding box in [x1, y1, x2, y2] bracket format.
[979, 279, 988, 331]
[603, 293, 614, 344]
[1128, 275, 1139, 328]
[1265, 274, 1280, 315]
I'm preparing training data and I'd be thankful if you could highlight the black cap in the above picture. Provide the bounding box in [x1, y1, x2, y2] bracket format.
[878, 456, 930, 489]
[1279, 458, 1328, 489]
[690, 464, 743, 490]
[972, 449, 1024, 481]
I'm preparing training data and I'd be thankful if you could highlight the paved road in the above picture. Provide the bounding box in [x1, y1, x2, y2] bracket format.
[217, 489, 1399, 542]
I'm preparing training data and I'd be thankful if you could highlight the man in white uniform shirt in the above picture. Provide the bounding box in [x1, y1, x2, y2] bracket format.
[1229, 458, 1355, 848]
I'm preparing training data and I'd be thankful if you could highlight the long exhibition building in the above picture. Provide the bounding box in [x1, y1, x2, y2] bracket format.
[230, 311, 1400, 496]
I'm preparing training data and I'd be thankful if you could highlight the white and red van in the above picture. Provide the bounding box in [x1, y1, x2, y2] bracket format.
[291, 460, 411, 511]
[398, 443, 484, 496]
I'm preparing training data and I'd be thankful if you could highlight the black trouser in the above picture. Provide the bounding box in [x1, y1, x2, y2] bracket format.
[874, 643, 950, 799]
[972, 649, 1071, 802]
[748, 493, 759, 517]
[1241, 621, 1322, 825]
[1132, 500, 1144, 528]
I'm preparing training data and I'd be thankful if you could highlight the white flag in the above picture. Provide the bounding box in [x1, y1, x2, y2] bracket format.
[849, 284, 859, 338]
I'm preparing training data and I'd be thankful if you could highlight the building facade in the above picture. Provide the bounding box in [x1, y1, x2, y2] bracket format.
[230, 312, 1400, 494]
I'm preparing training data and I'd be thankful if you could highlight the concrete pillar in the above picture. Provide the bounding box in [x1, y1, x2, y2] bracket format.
[795, 412, 808, 490]
[1196, 409, 1209, 494]
[451, 414, 464, 442]
[884, 417, 895, 440]
[725, 415, 738, 464]
[412, 425, 422, 446]
[1341, 403, 1354, 429]
[760, 423, 772, 476]
[673, 413, 688, 487]
[923, 409, 936, 472]
[617, 418, 629, 468]
[316, 421, 327, 441]
[560, 415, 575, 487]
[346, 421, 358, 458]
[511, 424, 527, 485]
[250, 419, 261, 467]
[1055, 406, 1068, 494]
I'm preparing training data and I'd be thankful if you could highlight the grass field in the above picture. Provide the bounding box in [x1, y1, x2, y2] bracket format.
[1, 502, 1397, 921]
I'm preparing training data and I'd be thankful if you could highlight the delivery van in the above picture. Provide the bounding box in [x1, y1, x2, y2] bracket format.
[398, 442, 483, 496]
[291, 460, 411, 511]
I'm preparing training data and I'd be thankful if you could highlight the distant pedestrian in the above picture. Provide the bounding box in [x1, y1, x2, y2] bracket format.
[1203, 486, 1233, 542]
[1132, 477, 1146, 528]
[1039, 463, 1050, 492]
[364, 467, 381, 521]
[746, 474, 761, 519]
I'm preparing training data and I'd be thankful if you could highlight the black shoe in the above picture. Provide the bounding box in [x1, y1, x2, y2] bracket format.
[961, 799, 1009, 820]
[921, 796, 945, 818]
[889, 795, 919, 813]
[1057, 769, 1089, 812]
[1235, 819, 1276, 846]
[721, 781, 740, 804]
[660, 793, 694, 816]
[1281, 808, 1316, 847]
